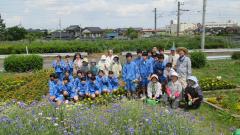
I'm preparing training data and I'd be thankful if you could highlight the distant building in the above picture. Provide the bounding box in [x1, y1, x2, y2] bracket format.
[65, 25, 81, 38]
[206, 20, 238, 28]
[105, 32, 119, 39]
[82, 27, 103, 39]
[166, 21, 197, 35]
[46, 31, 74, 40]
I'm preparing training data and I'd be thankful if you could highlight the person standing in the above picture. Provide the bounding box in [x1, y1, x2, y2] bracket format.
[73, 53, 82, 75]
[168, 44, 179, 70]
[52, 55, 65, 81]
[176, 47, 192, 89]
[106, 49, 114, 64]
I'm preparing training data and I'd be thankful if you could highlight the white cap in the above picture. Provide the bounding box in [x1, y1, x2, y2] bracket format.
[171, 71, 179, 77]
[150, 74, 159, 80]
[101, 55, 107, 60]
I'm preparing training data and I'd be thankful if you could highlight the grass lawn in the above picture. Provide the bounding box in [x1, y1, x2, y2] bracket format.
[193, 60, 240, 85]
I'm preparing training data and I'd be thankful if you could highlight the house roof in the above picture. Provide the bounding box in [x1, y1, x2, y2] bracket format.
[83, 27, 103, 33]
[66, 25, 81, 31]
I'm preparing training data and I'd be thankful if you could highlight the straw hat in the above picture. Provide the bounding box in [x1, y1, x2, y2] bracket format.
[82, 58, 88, 63]
[176, 47, 188, 54]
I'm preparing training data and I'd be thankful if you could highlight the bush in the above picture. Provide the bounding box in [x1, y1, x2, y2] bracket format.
[4, 54, 43, 72]
[232, 52, 240, 60]
[190, 51, 207, 68]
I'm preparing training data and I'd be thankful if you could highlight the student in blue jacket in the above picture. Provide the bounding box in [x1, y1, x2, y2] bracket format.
[96, 70, 110, 93]
[108, 71, 119, 92]
[87, 76, 101, 99]
[62, 77, 78, 103]
[154, 54, 167, 84]
[122, 53, 140, 96]
[139, 52, 153, 99]
[134, 49, 143, 68]
[77, 77, 88, 99]
[49, 74, 64, 106]
[48, 73, 56, 87]
[65, 55, 74, 75]
[64, 71, 74, 84]
[52, 55, 65, 81]
[147, 50, 154, 65]
[74, 70, 84, 90]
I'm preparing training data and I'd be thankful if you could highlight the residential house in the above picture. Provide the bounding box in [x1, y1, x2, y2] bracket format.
[82, 27, 103, 39]
[65, 25, 81, 38]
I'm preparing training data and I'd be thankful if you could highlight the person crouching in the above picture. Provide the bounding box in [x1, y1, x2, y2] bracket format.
[147, 74, 162, 100]
[184, 76, 203, 110]
[166, 72, 183, 109]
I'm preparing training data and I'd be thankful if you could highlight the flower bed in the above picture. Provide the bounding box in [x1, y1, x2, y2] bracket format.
[199, 77, 236, 91]
[0, 99, 215, 135]
[0, 70, 51, 104]
[206, 92, 240, 115]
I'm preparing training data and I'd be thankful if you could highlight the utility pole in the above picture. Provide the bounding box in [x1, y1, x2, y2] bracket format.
[154, 8, 157, 35]
[59, 18, 62, 40]
[201, 0, 207, 50]
[177, 2, 180, 37]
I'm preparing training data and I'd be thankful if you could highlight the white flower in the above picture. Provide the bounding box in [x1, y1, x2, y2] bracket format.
[38, 112, 43, 116]
[46, 117, 51, 120]
[54, 123, 58, 126]
[216, 76, 222, 80]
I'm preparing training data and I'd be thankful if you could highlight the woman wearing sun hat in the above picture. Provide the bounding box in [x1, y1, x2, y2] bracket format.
[147, 74, 162, 100]
[176, 47, 192, 89]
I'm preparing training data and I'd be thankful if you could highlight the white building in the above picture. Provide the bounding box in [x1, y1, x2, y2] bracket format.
[206, 20, 238, 28]
[166, 20, 197, 35]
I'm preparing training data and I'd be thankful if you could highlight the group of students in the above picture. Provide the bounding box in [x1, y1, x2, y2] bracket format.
[48, 47, 203, 109]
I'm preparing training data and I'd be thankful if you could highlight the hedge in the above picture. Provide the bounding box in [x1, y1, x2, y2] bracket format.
[232, 52, 240, 60]
[0, 36, 234, 54]
[190, 51, 207, 68]
[4, 54, 43, 72]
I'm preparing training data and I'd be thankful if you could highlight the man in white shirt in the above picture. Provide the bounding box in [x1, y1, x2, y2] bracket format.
[168, 45, 179, 70]
[106, 49, 114, 64]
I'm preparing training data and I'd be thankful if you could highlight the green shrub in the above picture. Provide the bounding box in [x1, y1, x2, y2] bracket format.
[4, 55, 43, 72]
[190, 51, 207, 68]
[232, 52, 240, 60]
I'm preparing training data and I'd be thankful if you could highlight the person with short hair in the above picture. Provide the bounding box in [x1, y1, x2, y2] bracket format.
[164, 63, 175, 82]
[134, 49, 143, 68]
[87, 76, 101, 99]
[52, 55, 65, 81]
[90, 59, 99, 76]
[65, 55, 74, 75]
[64, 71, 74, 84]
[96, 70, 110, 94]
[154, 54, 166, 84]
[110, 55, 122, 78]
[122, 53, 140, 97]
[62, 77, 78, 103]
[139, 52, 153, 99]
[108, 71, 119, 92]
[77, 77, 88, 99]
[49, 74, 64, 106]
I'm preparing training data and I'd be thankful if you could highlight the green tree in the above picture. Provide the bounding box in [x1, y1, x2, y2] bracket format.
[6, 26, 27, 41]
[125, 28, 138, 39]
[0, 14, 6, 41]
[25, 33, 36, 44]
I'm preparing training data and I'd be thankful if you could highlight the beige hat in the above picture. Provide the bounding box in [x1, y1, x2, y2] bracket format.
[82, 58, 88, 63]
[150, 74, 159, 80]
[176, 47, 188, 54]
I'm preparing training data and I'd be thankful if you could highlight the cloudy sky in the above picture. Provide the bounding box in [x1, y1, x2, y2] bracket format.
[0, 0, 240, 30]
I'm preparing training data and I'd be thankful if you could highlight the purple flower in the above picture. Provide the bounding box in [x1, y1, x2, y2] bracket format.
[128, 127, 135, 135]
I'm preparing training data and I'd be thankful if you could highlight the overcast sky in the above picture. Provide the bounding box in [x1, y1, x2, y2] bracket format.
[0, 0, 240, 30]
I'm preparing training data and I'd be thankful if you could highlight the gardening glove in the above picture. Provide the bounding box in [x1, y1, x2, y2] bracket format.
[188, 100, 192, 106]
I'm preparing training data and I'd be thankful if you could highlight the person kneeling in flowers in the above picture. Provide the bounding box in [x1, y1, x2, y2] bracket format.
[147, 74, 162, 100]
[62, 77, 78, 103]
[49, 74, 64, 106]
[96, 70, 110, 94]
[87, 76, 101, 99]
[108, 71, 119, 93]
[166, 71, 183, 109]
[184, 76, 203, 110]
[76, 77, 88, 100]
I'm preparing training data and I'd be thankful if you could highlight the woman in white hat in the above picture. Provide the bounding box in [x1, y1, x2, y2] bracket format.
[147, 74, 162, 100]
[110, 55, 122, 78]
[98, 55, 110, 75]
[166, 71, 183, 109]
